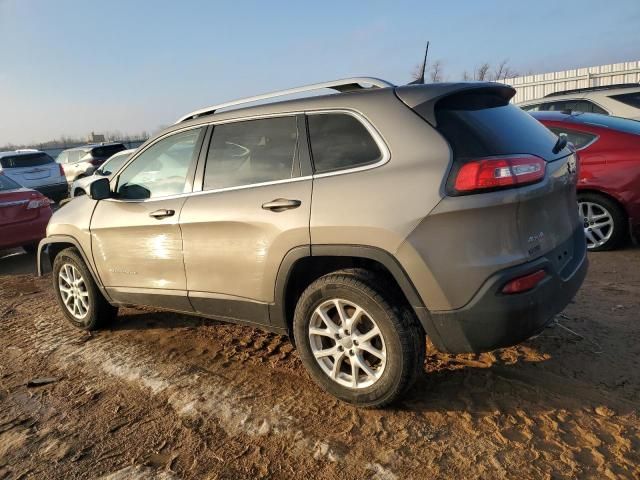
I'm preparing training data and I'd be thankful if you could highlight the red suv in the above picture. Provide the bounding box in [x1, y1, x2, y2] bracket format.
[531, 111, 640, 251]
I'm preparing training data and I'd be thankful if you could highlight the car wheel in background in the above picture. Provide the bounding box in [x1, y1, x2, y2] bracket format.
[577, 192, 627, 251]
[52, 247, 118, 330]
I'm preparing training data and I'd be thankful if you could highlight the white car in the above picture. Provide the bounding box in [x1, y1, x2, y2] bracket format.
[70, 149, 135, 197]
[518, 84, 640, 120]
[0, 150, 68, 201]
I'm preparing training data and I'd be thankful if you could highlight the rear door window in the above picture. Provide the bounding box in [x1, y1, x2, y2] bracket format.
[307, 113, 382, 174]
[0, 153, 55, 168]
[203, 116, 298, 190]
[547, 126, 598, 149]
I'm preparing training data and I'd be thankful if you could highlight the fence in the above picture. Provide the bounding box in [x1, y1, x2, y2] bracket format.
[498, 61, 640, 104]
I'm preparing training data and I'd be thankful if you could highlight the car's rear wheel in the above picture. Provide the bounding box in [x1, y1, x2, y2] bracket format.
[577, 192, 627, 251]
[52, 247, 118, 330]
[293, 269, 425, 408]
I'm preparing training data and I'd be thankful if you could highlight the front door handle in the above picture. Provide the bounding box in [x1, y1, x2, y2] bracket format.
[261, 198, 302, 212]
[149, 209, 175, 219]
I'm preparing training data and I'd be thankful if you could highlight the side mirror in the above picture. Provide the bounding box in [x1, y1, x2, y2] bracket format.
[89, 177, 111, 200]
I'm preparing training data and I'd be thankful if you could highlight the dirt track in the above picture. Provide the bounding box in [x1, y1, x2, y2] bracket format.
[1, 247, 639, 479]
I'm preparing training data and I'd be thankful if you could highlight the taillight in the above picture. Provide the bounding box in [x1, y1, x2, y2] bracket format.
[58, 164, 65, 176]
[453, 155, 546, 194]
[27, 197, 52, 209]
[502, 269, 547, 294]
[89, 159, 101, 166]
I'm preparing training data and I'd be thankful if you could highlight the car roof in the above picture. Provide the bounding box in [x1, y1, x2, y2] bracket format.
[164, 80, 513, 137]
[543, 83, 640, 98]
[0, 149, 46, 159]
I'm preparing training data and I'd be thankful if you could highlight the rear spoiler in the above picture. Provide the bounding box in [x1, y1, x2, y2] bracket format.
[395, 82, 516, 126]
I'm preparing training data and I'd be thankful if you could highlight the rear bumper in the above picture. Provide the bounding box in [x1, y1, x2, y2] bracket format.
[424, 227, 588, 353]
[34, 182, 68, 201]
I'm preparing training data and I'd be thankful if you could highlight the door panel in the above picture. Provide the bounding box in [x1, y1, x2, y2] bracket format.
[91, 198, 191, 309]
[180, 180, 312, 315]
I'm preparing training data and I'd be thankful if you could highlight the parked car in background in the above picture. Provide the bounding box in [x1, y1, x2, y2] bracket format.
[57, 143, 126, 183]
[38, 78, 586, 407]
[70, 149, 135, 197]
[0, 150, 67, 201]
[532, 111, 640, 251]
[520, 84, 640, 120]
[0, 173, 52, 252]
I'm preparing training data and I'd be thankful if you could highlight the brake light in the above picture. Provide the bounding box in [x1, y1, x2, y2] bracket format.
[58, 163, 65, 176]
[27, 197, 52, 209]
[453, 155, 546, 193]
[502, 269, 547, 294]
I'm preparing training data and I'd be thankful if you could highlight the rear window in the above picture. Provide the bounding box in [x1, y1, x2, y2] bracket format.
[0, 153, 55, 168]
[91, 144, 126, 159]
[574, 113, 640, 136]
[0, 174, 21, 191]
[610, 92, 640, 108]
[431, 91, 564, 162]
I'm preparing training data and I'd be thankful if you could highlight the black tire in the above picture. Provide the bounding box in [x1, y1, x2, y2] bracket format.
[577, 192, 627, 252]
[52, 247, 118, 330]
[293, 269, 425, 408]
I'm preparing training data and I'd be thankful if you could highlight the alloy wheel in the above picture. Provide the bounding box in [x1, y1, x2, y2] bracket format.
[58, 263, 90, 321]
[578, 201, 614, 249]
[308, 298, 386, 389]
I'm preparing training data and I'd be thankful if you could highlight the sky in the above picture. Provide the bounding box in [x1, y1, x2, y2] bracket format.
[1, 0, 639, 145]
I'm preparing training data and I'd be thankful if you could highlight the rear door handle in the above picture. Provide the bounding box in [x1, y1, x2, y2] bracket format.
[261, 198, 302, 212]
[149, 209, 175, 219]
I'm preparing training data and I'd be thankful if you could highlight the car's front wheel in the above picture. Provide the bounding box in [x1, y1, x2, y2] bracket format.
[578, 192, 627, 251]
[293, 269, 425, 408]
[52, 247, 118, 330]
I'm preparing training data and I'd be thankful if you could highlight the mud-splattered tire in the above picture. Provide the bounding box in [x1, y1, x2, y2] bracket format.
[52, 247, 118, 330]
[293, 269, 425, 408]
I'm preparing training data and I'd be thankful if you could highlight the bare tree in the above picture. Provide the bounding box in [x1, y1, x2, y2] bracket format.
[429, 60, 444, 82]
[491, 59, 519, 81]
[475, 63, 491, 81]
[412, 59, 426, 83]
[462, 70, 472, 81]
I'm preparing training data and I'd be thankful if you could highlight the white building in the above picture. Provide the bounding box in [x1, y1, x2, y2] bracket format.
[499, 61, 640, 104]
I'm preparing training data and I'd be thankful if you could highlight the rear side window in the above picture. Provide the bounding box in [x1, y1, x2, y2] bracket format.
[547, 126, 598, 149]
[610, 92, 640, 108]
[91, 144, 126, 159]
[0, 174, 21, 191]
[307, 113, 382, 174]
[204, 116, 298, 191]
[547, 100, 608, 115]
[432, 91, 562, 162]
[0, 153, 55, 168]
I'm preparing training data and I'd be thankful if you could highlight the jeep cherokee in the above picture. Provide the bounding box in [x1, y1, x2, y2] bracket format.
[38, 77, 588, 407]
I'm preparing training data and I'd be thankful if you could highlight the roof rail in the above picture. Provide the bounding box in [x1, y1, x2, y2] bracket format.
[543, 83, 640, 98]
[175, 77, 394, 124]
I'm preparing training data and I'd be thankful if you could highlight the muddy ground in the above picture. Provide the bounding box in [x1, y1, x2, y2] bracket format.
[0, 246, 639, 479]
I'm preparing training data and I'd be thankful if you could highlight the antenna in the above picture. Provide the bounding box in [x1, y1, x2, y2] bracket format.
[409, 42, 429, 85]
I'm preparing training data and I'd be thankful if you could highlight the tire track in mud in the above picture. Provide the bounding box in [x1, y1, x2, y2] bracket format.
[13, 291, 394, 478]
[3, 271, 640, 479]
